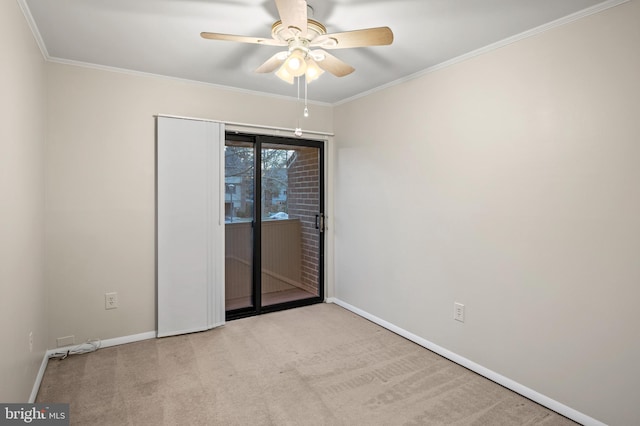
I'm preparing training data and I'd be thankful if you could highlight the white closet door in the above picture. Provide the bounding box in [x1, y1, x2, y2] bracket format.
[157, 116, 225, 337]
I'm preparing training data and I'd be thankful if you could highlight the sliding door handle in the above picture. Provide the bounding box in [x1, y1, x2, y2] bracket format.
[315, 214, 325, 232]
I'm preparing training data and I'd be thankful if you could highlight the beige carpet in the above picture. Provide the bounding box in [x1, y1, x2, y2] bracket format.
[36, 303, 578, 425]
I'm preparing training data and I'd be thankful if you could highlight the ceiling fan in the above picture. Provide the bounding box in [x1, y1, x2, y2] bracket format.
[201, 0, 394, 84]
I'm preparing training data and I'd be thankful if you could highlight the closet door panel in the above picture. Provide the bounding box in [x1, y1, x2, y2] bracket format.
[157, 117, 224, 337]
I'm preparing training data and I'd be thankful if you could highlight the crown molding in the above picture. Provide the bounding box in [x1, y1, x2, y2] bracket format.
[47, 56, 334, 107]
[16, 0, 332, 107]
[16, 0, 629, 107]
[334, 0, 630, 106]
[16, 0, 48, 60]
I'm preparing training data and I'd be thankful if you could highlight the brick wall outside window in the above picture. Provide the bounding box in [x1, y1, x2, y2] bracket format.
[287, 147, 320, 293]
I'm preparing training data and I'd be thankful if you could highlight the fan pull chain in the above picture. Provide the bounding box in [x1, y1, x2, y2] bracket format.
[304, 76, 309, 118]
[294, 76, 303, 137]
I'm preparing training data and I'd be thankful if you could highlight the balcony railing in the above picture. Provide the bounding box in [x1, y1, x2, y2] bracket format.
[226, 219, 317, 305]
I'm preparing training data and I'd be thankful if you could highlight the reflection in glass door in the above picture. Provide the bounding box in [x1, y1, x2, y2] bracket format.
[225, 134, 324, 319]
[224, 138, 255, 311]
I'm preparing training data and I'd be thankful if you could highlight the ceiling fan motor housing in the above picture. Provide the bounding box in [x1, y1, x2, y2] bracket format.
[272, 19, 327, 45]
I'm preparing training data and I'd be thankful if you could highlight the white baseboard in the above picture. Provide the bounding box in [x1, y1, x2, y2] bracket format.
[94, 331, 157, 349]
[326, 297, 605, 426]
[28, 351, 50, 403]
[31, 331, 156, 402]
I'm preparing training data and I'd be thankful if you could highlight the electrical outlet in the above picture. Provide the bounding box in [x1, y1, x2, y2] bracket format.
[105, 292, 118, 310]
[454, 302, 465, 323]
[29, 331, 33, 353]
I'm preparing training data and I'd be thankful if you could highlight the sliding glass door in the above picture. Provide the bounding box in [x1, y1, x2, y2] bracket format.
[224, 138, 255, 311]
[225, 133, 324, 319]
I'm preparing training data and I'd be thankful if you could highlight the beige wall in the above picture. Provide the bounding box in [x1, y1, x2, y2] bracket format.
[333, 1, 640, 425]
[45, 62, 334, 348]
[0, 0, 47, 401]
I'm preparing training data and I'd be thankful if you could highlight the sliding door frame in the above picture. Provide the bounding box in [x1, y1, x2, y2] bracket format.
[226, 132, 325, 321]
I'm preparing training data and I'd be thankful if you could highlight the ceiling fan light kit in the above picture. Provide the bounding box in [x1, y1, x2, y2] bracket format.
[283, 49, 307, 77]
[275, 65, 295, 84]
[304, 58, 324, 83]
[201, 0, 393, 84]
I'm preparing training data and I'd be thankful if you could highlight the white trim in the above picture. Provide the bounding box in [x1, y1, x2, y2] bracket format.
[156, 114, 333, 139]
[17, 0, 627, 106]
[95, 331, 157, 348]
[155, 114, 224, 124]
[31, 331, 156, 402]
[326, 298, 606, 426]
[224, 123, 333, 139]
[334, 0, 630, 106]
[46, 56, 334, 107]
[46, 331, 156, 355]
[28, 352, 50, 403]
[16, 0, 48, 60]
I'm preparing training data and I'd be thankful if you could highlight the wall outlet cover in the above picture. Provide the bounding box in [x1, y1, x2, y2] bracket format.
[454, 302, 465, 323]
[105, 292, 118, 309]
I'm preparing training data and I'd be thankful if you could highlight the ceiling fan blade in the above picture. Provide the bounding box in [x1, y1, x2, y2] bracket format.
[311, 27, 393, 49]
[275, 0, 308, 36]
[312, 50, 355, 77]
[255, 53, 287, 73]
[200, 32, 285, 46]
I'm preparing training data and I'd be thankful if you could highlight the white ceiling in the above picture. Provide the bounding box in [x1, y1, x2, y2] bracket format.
[23, 0, 615, 104]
